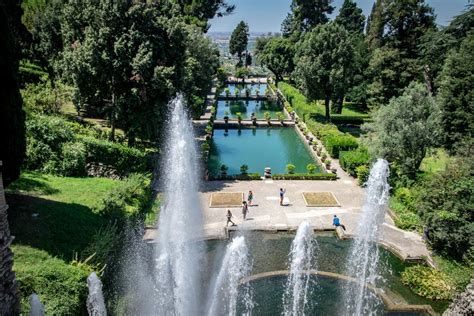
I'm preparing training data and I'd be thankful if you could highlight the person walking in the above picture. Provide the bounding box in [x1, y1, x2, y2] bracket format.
[247, 190, 253, 206]
[242, 201, 248, 220]
[226, 209, 236, 227]
[332, 215, 346, 231]
[279, 188, 286, 206]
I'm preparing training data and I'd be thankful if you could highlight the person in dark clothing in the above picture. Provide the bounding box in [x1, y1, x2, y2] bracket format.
[333, 215, 346, 231]
[226, 209, 236, 227]
[279, 188, 286, 206]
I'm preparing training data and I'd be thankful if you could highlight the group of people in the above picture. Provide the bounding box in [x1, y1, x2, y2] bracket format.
[225, 188, 346, 231]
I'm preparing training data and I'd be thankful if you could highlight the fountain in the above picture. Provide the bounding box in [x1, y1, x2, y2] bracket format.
[153, 95, 205, 315]
[342, 159, 390, 316]
[29, 293, 45, 316]
[282, 220, 318, 316]
[86, 272, 107, 316]
[207, 236, 253, 316]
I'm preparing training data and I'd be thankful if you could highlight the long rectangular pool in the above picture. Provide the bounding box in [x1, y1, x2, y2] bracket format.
[208, 128, 322, 175]
[216, 100, 282, 119]
[219, 83, 268, 96]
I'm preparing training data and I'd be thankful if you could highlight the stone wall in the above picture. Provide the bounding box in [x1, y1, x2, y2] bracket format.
[0, 161, 21, 314]
[443, 279, 474, 316]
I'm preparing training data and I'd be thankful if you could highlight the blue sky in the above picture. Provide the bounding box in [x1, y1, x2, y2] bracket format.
[209, 0, 471, 33]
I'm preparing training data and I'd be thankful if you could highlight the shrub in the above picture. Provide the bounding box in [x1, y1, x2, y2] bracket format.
[356, 165, 369, 186]
[306, 164, 317, 174]
[26, 114, 75, 153]
[272, 173, 337, 180]
[324, 134, 358, 158]
[13, 245, 89, 315]
[286, 163, 296, 174]
[60, 142, 87, 176]
[208, 173, 261, 181]
[201, 142, 210, 152]
[264, 111, 271, 121]
[277, 112, 285, 121]
[80, 136, 148, 176]
[220, 164, 228, 175]
[95, 173, 150, 221]
[240, 164, 249, 174]
[401, 265, 455, 300]
[339, 148, 370, 176]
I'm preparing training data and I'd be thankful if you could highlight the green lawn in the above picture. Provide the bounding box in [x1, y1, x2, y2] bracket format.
[420, 149, 449, 174]
[6, 172, 118, 260]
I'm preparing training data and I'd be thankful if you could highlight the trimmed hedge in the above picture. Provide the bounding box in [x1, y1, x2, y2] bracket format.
[324, 134, 358, 158]
[272, 173, 337, 180]
[401, 265, 455, 300]
[339, 148, 370, 176]
[278, 82, 324, 119]
[80, 136, 148, 176]
[329, 115, 370, 125]
[208, 173, 262, 181]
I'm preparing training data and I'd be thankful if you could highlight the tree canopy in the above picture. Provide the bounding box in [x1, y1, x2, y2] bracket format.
[229, 21, 249, 66]
[295, 22, 353, 119]
[364, 82, 441, 178]
[283, 0, 334, 35]
[255, 36, 294, 84]
[335, 0, 365, 34]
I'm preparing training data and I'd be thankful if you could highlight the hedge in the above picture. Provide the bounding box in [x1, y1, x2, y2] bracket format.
[401, 265, 455, 300]
[272, 173, 337, 180]
[323, 134, 358, 158]
[278, 82, 324, 119]
[329, 115, 370, 125]
[208, 173, 262, 181]
[339, 148, 370, 176]
[80, 136, 148, 176]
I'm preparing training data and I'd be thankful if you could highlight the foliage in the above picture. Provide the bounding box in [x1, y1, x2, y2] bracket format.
[272, 173, 337, 180]
[0, 0, 26, 186]
[21, 79, 73, 114]
[208, 173, 261, 181]
[437, 33, 474, 154]
[334, 0, 365, 34]
[235, 67, 250, 80]
[355, 165, 369, 186]
[283, 0, 334, 35]
[80, 136, 148, 177]
[363, 82, 441, 178]
[95, 173, 150, 222]
[60, 142, 87, 176]
[295, 22, 354, 119]
[401, 265, 455, 300]
[229, 21, 249, 65]
[286, 163, 296, 174]
[240, 164, 249, 175]
[416, 159, 473, 262]
[306, 164, 317, 174]
[12, 245, 89, 315]
[339, 148, 370, 176]
[277, 112, 285, 122]
[255, 36, 294, 83]
[323, 134, 358, 158]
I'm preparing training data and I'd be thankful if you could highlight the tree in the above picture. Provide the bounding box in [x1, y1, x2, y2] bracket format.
[229, 21, 249, 66]
[294, 22, 353, 119]
[416, 158, 474, 262]
[364, 82, 441, 178]
[174, 0, 235, 31]
[335, 0, 365, 35]
[255, 36, 294, 84]
[437, 33, 474, 154]
[285, 0, 334, 34]
[365, 0, 383, 51]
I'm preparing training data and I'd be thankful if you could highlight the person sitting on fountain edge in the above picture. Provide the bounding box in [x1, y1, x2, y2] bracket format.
[333, 215, 346, 231]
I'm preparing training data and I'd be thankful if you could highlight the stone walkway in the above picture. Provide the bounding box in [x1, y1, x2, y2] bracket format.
[198, 178, 430, 262]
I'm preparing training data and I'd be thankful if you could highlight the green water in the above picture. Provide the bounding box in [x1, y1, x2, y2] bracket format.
[219, 83, 268, 96]
[205, 232, 448, 314]
[208, 128, 321, 175]
[216, 100, 282, 119]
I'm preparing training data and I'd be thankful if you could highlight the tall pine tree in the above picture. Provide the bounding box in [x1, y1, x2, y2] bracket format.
[335, 0, 365, 34]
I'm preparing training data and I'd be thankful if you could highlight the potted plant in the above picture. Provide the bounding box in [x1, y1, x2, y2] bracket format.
[234, 88, 240, 97]
[220, 164, 228, 177]
[255, 88, 259, 97]
[245, 88, 251, 98]
[286, 163, 296, 174]
[251, 112, 257, 126]
[224, 110, 230, 124]
[324, 159, 332, 170]
[316, 145, 322, 156]
[277, 112, 285, 126]
[236, 112, 242, 124]
[306, 163, 316, 174]
[303, 129, 308, 137]
[321, 152, 327, 161]
[265, 87, 271, 96]
[225, 87, 230, 97]
[264, 111, 271, 126]
[201, 142, 210, 154]
[240, 164, 249, 175]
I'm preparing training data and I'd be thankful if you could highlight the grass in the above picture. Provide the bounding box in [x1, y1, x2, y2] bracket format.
[302, 192, 340, 207]
[209, 192, 244, 208]
[420, 149, 449, 174]
[6, 172, 119, 260]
